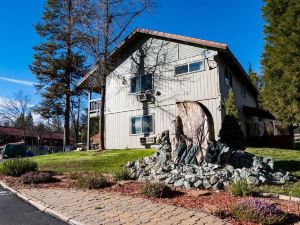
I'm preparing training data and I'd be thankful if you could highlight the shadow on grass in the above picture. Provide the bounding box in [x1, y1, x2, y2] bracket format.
[275, 160, 300, 174]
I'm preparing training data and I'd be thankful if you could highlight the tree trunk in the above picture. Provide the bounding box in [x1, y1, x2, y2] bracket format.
[172, 102, 212, 165]
[98, 0, 110, 151]
[63, 0, 72, 148]
[64, 92, 71, 147]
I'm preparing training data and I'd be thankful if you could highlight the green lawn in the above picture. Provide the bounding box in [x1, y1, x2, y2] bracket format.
[247, 147, 300, 197]
[1, 146, 299, 196]
[29, 149, 155, 174]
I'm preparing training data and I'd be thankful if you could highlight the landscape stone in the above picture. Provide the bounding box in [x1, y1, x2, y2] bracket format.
[125, 132, 296, 190]
[203, 179, 212, 189]
[193, 180, 203, 188]
[174, 178, 184, 187]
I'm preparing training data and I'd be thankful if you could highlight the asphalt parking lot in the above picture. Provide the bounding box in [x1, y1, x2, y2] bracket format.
[0, 187, 68, 225]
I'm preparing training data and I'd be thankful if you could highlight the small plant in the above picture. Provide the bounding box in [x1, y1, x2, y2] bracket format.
[76, 173, 110, 189]
[69, 172, 84, 180]
[114, 168, 131, 181]
[229, 179, 252, 197]
[142, 182, 171, 198]
[21, 171, 53, 184]
[1, 158, 38, 177]
[231, 198, 287, 225]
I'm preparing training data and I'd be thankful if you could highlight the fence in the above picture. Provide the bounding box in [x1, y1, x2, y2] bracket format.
[27, 145, 65, 156]
[294, 127, 300, 143]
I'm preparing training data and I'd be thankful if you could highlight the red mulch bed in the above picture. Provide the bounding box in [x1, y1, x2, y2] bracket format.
[1, 175, 300, 225]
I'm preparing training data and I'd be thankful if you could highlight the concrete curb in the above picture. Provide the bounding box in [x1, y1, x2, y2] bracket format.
[258, 192, 300, 203]
[0, 180, 85, 225]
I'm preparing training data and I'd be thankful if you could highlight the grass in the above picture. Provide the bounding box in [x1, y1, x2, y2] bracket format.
[247, 147, 300, 197]
[2, 149, 155, 174]
[1, 146, 299, 197]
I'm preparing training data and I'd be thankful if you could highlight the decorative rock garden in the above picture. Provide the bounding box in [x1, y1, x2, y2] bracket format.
[126, 131, 296, 190]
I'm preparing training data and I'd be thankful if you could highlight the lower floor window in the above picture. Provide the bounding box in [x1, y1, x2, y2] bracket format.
[130, 115, 154, 134]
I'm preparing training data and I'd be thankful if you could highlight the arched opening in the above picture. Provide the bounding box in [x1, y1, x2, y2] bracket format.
[197, 102, 215, 141]
[173, 101, 216, 165]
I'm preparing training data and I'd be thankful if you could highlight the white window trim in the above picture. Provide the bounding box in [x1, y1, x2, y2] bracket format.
[129, 73, 153, 95]
[129, 115, 155, 135]
[174, 60, 205, 76]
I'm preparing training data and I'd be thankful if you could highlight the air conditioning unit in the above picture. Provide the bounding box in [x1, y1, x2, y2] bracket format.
[140, 136, 156, 145]
[137, 93, 150, 102]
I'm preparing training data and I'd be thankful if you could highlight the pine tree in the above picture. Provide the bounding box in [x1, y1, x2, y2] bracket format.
[249, 71, 259, 89]
[223, 88, 239, 120]
[30, 0, 86, 146]
[261, 0, 300, 123]
[219, 88, 245, 150]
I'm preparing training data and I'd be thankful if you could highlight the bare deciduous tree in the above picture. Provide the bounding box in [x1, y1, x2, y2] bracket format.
[76, 0, 156, 150]
[0, 91, 32, 140]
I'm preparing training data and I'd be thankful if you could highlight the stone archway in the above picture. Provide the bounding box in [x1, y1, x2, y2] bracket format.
[172, 101, 215, 165]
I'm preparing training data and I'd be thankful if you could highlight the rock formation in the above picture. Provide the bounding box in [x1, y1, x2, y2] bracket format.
[126, 131, 295, 190]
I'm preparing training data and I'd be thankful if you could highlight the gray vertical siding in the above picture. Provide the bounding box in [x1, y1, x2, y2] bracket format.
[218, 62, 258, 134]
[104, 37, 223, 149]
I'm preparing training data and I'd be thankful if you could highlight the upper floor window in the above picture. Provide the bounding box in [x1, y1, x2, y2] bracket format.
[175, 60, 204, 75]
[241, 85, 246, 97]
[130, 74, 153, 94]
[130, 115, 154, 135]
[224, 67, 233, 87]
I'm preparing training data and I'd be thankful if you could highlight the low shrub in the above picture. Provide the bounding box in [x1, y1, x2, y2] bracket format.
[142, 182, 171, 198]
[229, 179, 252, 197]
[69, 172, 84, 180]
[1, 158, 38, 177]
[114, 168, 131, 181]
[219, 115, 245, 150]
[231, 198, 287, 225]
[76, 173, 110, 189]
[21, 171, 53, 184]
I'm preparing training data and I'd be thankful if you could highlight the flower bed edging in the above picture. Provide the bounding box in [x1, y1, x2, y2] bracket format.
[258, 192, 300, 203]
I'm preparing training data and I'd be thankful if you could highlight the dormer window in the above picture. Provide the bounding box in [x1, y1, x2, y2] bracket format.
[130, 74, 153, 94]
[225, 67, 233, 87]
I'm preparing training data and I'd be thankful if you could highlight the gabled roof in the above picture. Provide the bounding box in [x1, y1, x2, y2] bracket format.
[78, 28, 258, 95]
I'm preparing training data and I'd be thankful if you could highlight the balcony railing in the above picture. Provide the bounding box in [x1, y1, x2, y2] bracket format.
[89, 99, 101, 113]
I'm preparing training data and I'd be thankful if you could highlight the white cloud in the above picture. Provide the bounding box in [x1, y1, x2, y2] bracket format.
[0, 96, 8, 107]
[0, 76, 37, 87]
[0, 96, 45, 125]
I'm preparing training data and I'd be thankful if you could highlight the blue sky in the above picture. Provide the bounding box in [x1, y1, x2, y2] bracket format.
[0, 0, 264, 105]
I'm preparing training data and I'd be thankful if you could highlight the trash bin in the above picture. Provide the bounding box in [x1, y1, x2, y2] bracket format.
[2, 143, 27, 158]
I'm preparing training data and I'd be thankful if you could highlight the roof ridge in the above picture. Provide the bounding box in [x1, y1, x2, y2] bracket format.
[135, 28, 228, 49]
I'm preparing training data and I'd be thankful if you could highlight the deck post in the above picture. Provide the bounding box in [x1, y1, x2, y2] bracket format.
[87, 92, 91, 150]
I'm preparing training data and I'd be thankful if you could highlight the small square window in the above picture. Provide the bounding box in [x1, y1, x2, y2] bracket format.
[130, 115, 154, 134]
[175, 64, 188, 75]
[130, 74, 153, 93]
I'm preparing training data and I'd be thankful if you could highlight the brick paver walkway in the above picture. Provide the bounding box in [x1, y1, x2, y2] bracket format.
[20, 188, 230, 225]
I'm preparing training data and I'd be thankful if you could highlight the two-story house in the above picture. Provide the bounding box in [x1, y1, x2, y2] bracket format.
[78, 28, 291, 149]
